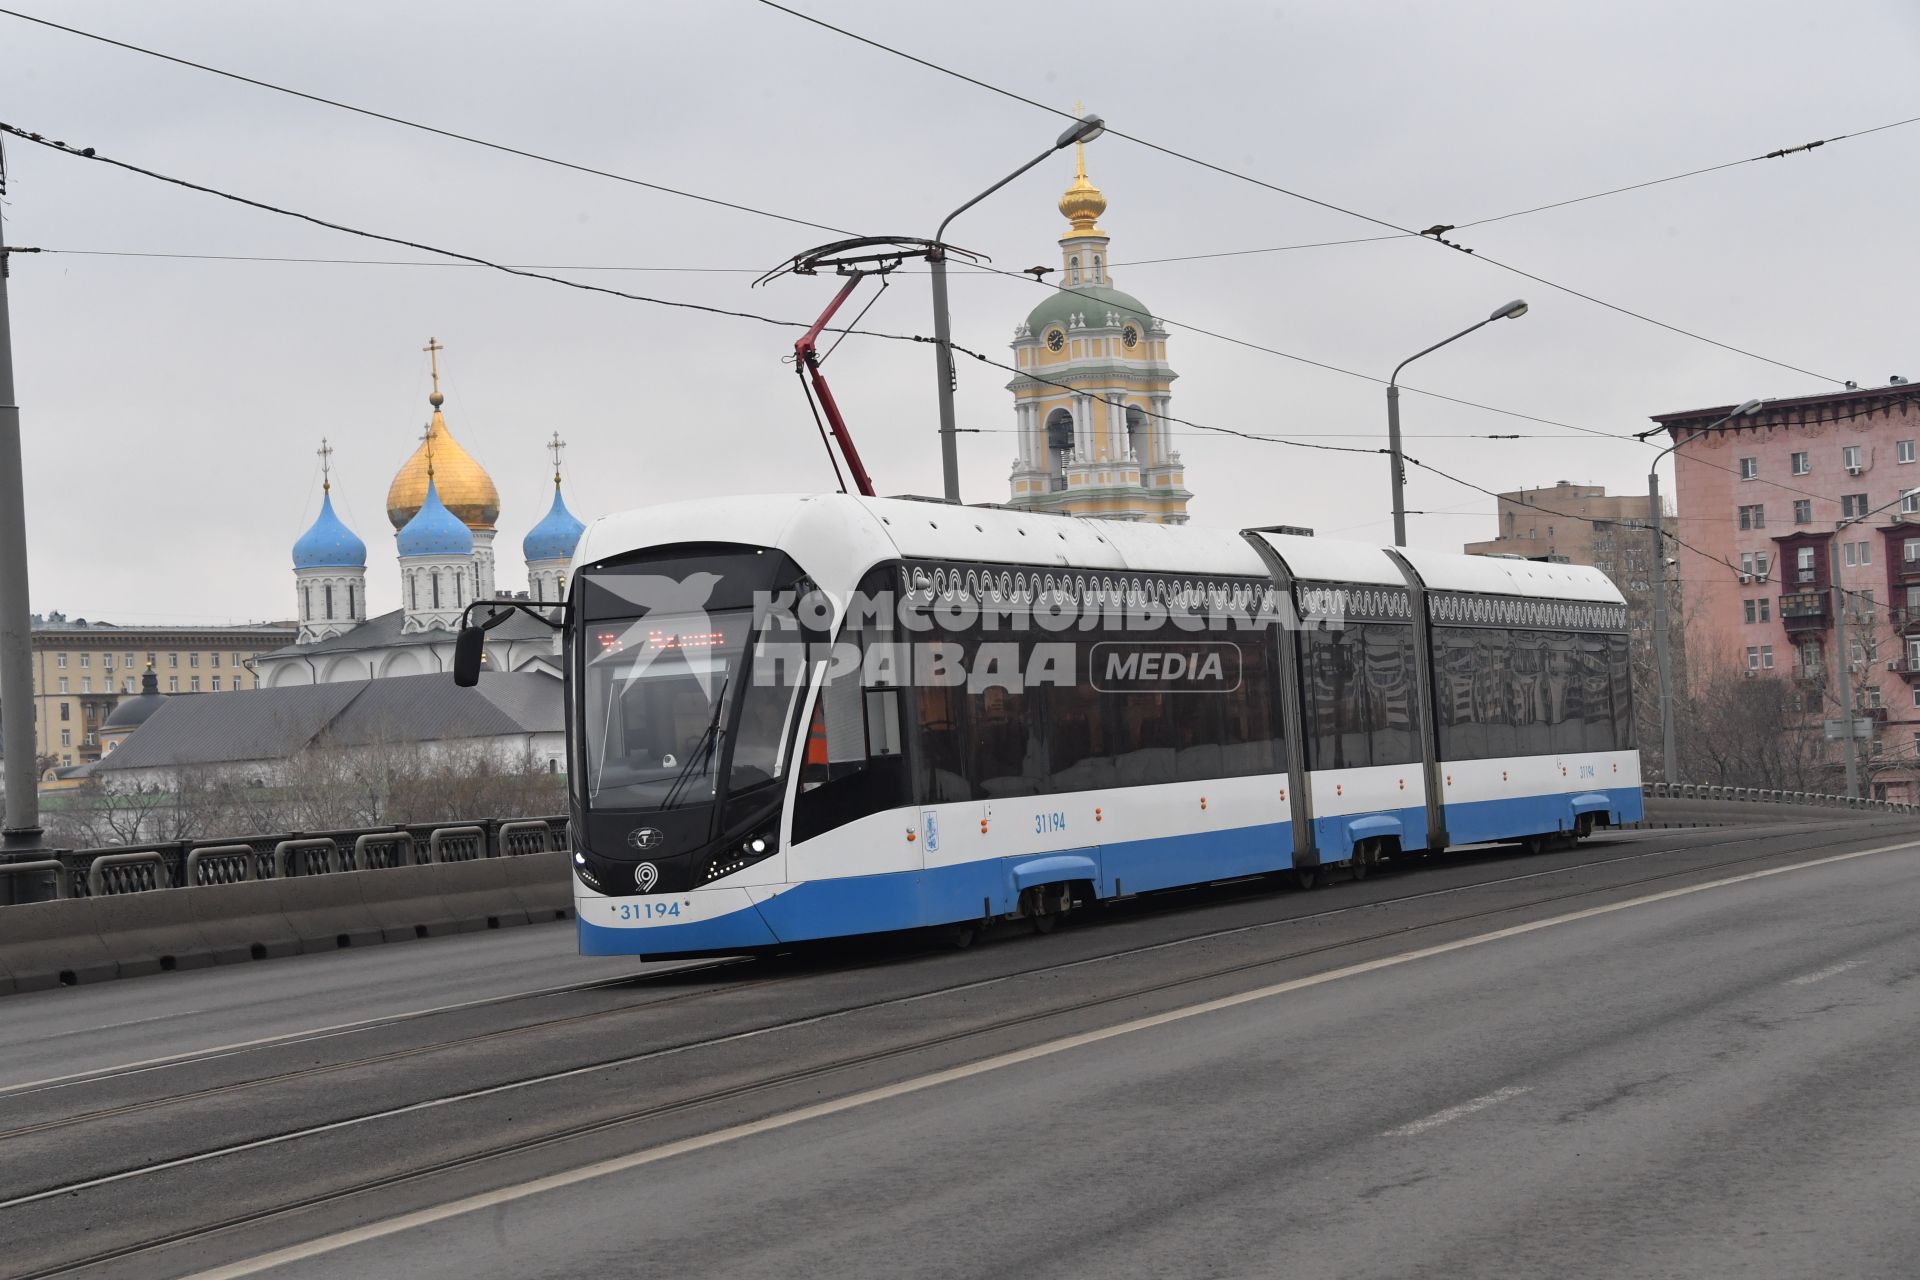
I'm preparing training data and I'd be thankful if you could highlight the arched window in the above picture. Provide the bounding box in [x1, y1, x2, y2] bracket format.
[347, 583, 357, 619]
[1045, 407, 1075, 490]
[455, 576, 463, 606]
[1093, 254, 1102, 281]
[1125, 405, 1149, 462]
[1069, 255, 1079, 284]
[302, 584, 311, 619]
[430, 571, 441, 610]
[409, 573, 418, 610]
[323, 584, 334, 620]
[532, 576, 544, 603]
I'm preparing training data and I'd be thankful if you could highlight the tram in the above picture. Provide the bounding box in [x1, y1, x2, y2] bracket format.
[457, 492, 1642, 959]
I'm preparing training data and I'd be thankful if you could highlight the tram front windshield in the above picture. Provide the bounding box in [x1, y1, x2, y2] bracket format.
[583, 610, 762, 810]
[576, 544, 812, 827]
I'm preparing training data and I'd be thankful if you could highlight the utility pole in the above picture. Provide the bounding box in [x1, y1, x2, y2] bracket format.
[0, 139, 45, 859]
[1647, 473, 1679, 784]
[1645, 398, 1763, 784]
[1830, 531, 1861, 799]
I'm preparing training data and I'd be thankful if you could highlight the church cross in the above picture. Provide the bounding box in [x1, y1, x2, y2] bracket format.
[317, 437, 334, 492]
[423, 336, 444, 398]
[547, 431, 567, 486]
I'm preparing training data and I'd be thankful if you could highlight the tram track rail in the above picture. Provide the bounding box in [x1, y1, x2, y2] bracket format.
[9, 817, 1916, 1280]
[0, 818, 1880, 1153]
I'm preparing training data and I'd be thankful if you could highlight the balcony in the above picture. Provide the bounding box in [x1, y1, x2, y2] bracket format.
[1779, 592, 1831, 633]
[1863, 705, 1891, 724]
[1888, 658, 1920, 682]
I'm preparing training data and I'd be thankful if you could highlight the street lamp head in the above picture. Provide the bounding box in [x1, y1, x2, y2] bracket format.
[1732, 398, 1763, 416]
[1056, 114, 1106, 150]
[1490, 299, 1529, 321]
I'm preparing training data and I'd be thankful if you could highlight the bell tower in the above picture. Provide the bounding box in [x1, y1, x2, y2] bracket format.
[1005, 112, 1190, 523]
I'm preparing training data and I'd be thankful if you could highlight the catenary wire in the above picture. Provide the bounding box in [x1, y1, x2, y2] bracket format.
[27, 240, 1902, 480]
[11, 115, 1914, 589]
[750, 0, 1856, 387]
[0, 123, 889, 339]
[951, 257, 1643, 444]
[26, 0, 1905, 296]
[17, 240, 1647, 448]
[947, 333, 1920, 598]
[0, 121, 1419, 473]
[6, 3, 1874, 387]
[0, 7, 859, 238]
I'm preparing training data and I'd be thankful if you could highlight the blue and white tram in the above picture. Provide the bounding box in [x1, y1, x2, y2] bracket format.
[545, 493, 1641, 959]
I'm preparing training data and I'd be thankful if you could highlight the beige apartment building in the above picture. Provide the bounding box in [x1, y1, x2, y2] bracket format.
[1463, 481, 1674, 656]
[19, 615, 295, 767]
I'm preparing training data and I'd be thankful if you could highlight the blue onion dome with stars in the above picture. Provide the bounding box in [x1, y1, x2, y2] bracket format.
[522, 483, 586, 563]
[291, 491, 368, 570]
[396, 476, 474, 558]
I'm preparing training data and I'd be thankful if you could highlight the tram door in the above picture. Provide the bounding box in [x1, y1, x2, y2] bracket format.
[789, 634, 915, 859]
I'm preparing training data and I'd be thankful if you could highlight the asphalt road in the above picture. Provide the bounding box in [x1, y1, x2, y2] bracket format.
[4, 816, 1917, 1280]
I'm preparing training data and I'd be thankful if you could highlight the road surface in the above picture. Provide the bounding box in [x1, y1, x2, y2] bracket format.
[1, 816, 1915, 1280]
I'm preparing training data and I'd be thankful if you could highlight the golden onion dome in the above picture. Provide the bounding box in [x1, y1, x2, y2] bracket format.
[387, 408, 500, 532]
[1058, 137, 1107, 239]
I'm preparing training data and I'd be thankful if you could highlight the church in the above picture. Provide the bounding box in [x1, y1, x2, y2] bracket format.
[254, 340, 587, 687]
[1004, 138, 1190, 523]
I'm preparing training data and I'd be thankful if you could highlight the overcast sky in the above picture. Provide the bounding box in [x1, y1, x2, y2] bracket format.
[5, 0, 1917, 625]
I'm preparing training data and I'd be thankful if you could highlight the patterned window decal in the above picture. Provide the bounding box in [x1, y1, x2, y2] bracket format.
[895, 560, 1276, 615]
[1294, 581, 1414, 625]
[1428, 591, 1628, 633]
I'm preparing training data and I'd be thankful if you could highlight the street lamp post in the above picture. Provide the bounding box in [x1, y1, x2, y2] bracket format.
[931, 114, 1105, 504]
[1385, 299, 1529, 546]
[1645, 398, 1763, 784]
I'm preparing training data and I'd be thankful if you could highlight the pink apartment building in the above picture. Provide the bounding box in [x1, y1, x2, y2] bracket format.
[1653, 382, 1920, 800]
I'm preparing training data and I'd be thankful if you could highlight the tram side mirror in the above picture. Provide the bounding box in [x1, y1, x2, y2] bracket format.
[452, 625, 486, 687]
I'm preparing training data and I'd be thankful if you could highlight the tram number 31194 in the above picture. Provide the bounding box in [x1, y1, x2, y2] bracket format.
[1035, 812, 1068, 834]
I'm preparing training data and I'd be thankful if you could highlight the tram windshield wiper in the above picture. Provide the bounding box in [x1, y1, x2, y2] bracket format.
[661, 677, 730, 811]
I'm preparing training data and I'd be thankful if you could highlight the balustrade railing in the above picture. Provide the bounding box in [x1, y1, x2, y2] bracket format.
[0, 815, 569, 905]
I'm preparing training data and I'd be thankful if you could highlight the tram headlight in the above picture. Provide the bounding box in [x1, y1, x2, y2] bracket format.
[700, 827, 779, 884]
[572, 852, 603, 892]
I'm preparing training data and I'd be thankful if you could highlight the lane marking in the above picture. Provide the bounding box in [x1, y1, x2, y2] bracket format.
[1381, 1085, 1531, 1138]
[174, 835, 1920, 1280]
[1788, 960, 1862, 987]
[0, 963, 721, 1100]
[0, 823, 1824, 1100]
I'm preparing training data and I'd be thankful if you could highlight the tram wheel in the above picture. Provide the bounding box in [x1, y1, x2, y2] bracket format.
[1029, 911, 1058, 935]
[1293, 864, 1321, 891]
[949, 923, 979, 950]
[1350, 846, 1370, 881]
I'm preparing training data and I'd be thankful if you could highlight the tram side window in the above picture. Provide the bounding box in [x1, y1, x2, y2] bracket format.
[905, 586, 1284, 804]
[1047, 646, 1117, 793]
[790, 623, 913, 844]
[1300, 622, 1418, 770]
[1436, 624, 1630, 761]
[1508, 631, 1549, 757]
[1366, 625, 1419, 766]
[1436, 628, 1486, 762]
[1609, 635, 1637, 750]
[1583, 636, 1616, 752]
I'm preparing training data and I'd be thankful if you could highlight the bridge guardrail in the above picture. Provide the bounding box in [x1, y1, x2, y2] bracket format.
[184, 844, 256, 887]
[87, 851, 171, 897]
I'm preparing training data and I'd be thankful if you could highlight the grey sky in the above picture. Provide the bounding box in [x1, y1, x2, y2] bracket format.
[5, 0, 1916, 624]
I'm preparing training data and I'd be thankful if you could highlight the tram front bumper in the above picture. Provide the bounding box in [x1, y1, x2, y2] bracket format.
[574, 885, 781, 956]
